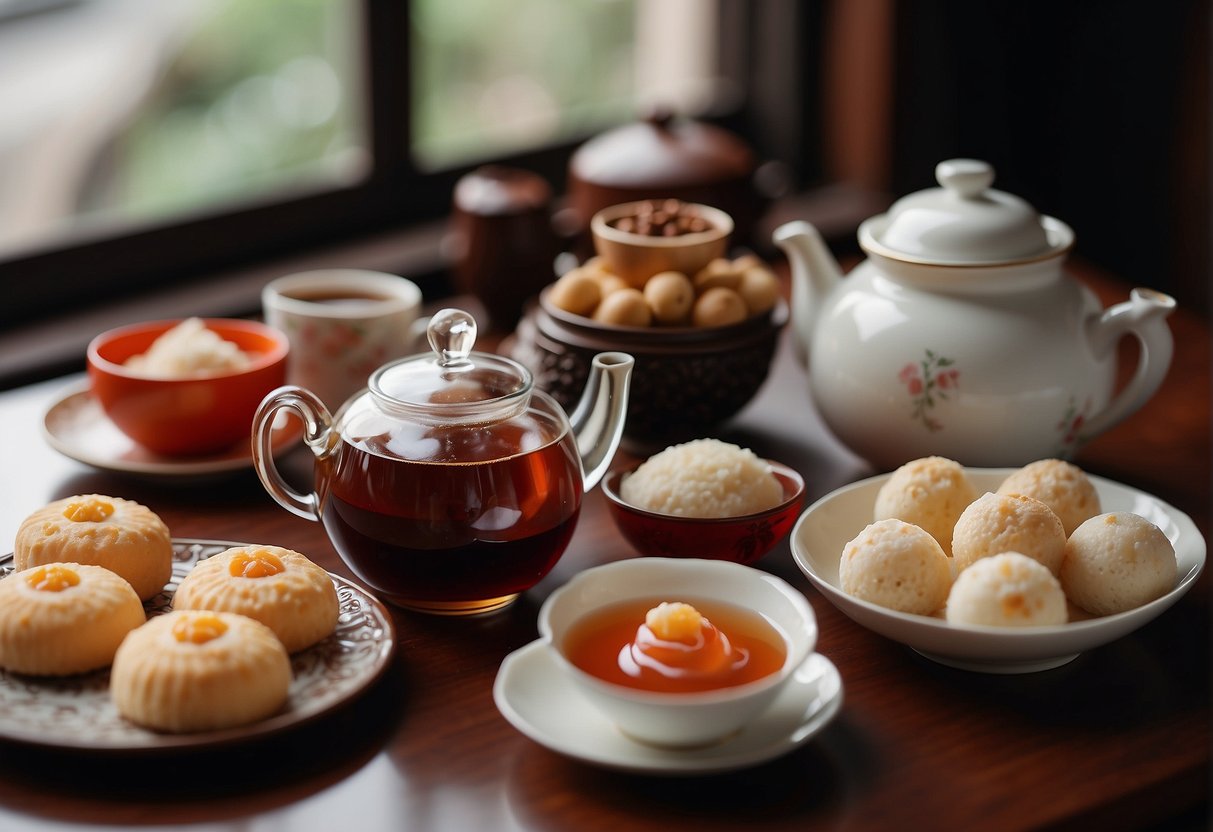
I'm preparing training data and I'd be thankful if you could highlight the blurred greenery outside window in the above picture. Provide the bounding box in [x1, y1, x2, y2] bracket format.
[0, 0, 721, 296]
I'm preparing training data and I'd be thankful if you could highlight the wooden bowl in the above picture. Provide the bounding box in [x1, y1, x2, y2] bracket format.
[510, 290, 787, 449]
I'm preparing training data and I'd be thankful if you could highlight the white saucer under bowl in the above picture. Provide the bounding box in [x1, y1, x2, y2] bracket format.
[42, 380, 300, 479]
[493, 642, 843, 775]
[792, 468, 1206, 674]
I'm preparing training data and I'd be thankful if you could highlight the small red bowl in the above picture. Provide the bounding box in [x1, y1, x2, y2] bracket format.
[601, 460, 805, 565]
[87, 318, 289, 457]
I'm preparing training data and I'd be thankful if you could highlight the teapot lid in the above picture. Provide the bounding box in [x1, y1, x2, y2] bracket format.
[368, 308, 531, 424]
[859, 159, 1072, 264]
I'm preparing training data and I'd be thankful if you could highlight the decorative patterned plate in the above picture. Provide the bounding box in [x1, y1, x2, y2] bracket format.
[0, 539, 396, 752]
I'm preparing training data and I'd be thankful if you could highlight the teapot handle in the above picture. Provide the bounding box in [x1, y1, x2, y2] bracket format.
[252, 386, 339, 522]
[1081, 288, 1177, 440]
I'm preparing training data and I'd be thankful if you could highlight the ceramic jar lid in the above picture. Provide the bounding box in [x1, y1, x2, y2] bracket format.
[569, 109, 755, 190]
[369, 308, 531, 425]
[860, 159, 1067, 264]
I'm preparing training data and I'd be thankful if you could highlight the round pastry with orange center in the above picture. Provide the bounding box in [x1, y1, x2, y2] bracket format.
[172, 545, 339, 653]
[0, 563, 145, 675]
[110, 610, 291, 733]
[14, 495, 172, 601]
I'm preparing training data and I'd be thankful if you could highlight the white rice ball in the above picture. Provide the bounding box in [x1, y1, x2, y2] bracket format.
[839, 519, 952, 616]
[952, 492, 1067, 576]
[874, 456, 977, 556]
[1061, 512, 1177, 616]
[946, 552, 1067, 627]
[620, 438, 783, 519]
[997, 459, 1100, 536]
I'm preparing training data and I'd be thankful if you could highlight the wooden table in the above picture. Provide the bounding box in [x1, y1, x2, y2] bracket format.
[0, 263, 1207, 831]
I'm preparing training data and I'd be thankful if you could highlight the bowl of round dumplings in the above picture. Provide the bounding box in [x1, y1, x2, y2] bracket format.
[508, 200, 787, 448]
[790, 458, 1206, 673]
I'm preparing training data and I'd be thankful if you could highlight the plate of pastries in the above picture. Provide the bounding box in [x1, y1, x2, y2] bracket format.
[0, 494, 394, 751]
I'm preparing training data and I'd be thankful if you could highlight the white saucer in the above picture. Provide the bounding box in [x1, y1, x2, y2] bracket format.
[42, 380, 300, 479]
[493, 642, 843, 775]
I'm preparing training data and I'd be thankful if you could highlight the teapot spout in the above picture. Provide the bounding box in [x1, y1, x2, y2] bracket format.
[569, 352, 634, 491]
[773, 220, 843, 364]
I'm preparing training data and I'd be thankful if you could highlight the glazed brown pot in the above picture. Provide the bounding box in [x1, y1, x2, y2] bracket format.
[510, 289, 788, 449]
[566, 110, 763, 249]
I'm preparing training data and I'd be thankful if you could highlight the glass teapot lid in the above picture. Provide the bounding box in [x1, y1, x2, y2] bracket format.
[368, 308, 532, 425]
[858, 159, 1073, 265]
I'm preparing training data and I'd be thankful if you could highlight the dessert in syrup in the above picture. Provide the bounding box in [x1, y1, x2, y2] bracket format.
[563, 598, 786, 694]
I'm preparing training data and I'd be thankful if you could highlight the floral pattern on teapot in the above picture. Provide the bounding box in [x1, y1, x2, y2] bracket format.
[898, 349, 960, 433]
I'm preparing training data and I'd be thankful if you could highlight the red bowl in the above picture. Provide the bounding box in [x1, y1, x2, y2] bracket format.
[87, 318, 289, 457]
[601, 460, 805, 565]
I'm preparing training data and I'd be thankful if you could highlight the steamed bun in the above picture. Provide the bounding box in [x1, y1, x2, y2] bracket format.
[874, 456, 976, 556]
[1061, 512, 1177, 616]
[839, 519, 952, 616]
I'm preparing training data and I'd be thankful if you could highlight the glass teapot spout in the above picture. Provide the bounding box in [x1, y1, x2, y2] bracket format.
[569, 351, 634, 491]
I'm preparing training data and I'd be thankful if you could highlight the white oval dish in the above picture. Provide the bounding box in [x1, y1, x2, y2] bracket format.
[791, 469, 1205, 673]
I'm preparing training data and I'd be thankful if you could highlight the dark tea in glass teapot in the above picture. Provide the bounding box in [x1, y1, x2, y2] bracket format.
[253, 308, 633, 614]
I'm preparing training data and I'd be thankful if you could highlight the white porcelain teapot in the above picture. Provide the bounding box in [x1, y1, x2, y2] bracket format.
[774, 159, 1175, 469]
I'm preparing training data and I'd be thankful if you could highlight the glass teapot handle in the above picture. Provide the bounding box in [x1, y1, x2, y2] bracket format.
[252, 386, 339, 521]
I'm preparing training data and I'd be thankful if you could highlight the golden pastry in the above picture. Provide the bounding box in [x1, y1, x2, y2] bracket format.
[111, 610, 291, 733]
[0, 563, 145, 675]
[173, 545, 339, 653]
[14, 495, 172, 601]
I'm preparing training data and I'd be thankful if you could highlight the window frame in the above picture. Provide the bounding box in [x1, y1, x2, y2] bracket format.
[0, 0, 823, 330]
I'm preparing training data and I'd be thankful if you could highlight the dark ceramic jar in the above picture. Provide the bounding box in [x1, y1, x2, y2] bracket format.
[510, 289, 787, 450]
[566, 110, 762, 247]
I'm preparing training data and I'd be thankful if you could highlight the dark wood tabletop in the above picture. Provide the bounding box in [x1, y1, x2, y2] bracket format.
[0, 261, 1207, 831]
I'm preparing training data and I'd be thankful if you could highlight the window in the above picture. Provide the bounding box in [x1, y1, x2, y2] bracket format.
[0, 0, 821, 330]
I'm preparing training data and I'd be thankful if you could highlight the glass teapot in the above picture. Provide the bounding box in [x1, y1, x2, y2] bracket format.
[774, 159, 1175, 469]
[252, 308, 634, 615]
